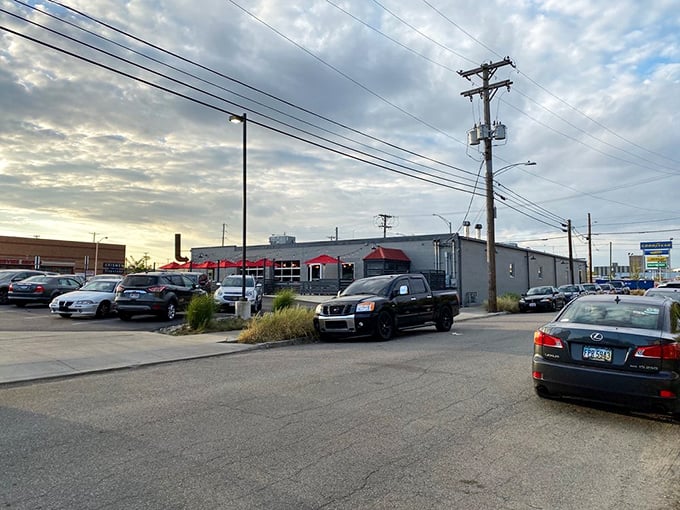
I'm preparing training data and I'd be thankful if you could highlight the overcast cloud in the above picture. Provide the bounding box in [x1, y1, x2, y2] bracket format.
[1, 0, 679, 267]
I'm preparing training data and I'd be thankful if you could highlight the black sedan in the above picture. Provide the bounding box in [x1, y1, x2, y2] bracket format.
[518, 286, 566, 312]
[8, 275, 82, 306]
[532, 294, 680, 419]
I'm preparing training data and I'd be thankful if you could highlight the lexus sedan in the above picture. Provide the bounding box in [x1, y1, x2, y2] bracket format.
[532, 294, 680, 419]
[49, 278, 121, 318]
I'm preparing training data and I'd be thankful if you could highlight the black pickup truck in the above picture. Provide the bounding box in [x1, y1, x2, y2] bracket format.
[313, 273, 460, 340]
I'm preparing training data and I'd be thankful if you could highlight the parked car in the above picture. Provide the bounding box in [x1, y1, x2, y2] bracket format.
[49, 278, 121, 318]
[557, 284, 585, 302]
[599, 283, 617, 294]
[518, 286, 566, 312]
[532, 294, 680, 420]
[179, 272, 212, 292]
[608, 281, 631, 294]
[644, 287, 680, 302]
[114, 272, 205, 321]
[313, 273, 459, 341]
[8, 275, 82, 306]
[580, 283, 602, 294]
[657, 281, 680, 288]
[0, 269, 49, 305]
[214, 275, 263, 313]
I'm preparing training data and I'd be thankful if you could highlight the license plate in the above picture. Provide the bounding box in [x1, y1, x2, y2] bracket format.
[128, 292, 140, 299]
[583, 346, 612, 362]
[529, 302, 536, 308]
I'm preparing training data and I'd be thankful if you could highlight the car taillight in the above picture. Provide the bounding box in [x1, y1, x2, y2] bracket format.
[534, 330, 564, 348]
[115, 284, 124, 293]
[147, 285, 167, 293]
[634, 342, 680, 360]
[34, 285, 44, 293]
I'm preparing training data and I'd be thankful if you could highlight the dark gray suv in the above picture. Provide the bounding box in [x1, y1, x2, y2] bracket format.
[114, 272, 205, 321]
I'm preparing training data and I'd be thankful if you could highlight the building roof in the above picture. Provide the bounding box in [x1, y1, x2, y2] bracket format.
[363, 247, 411, 262]
[304, 254, 342, 265]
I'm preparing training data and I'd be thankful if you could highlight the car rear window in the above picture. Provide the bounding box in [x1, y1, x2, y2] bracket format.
[123, 275, 159, 287]
[559, 301, 662, 330]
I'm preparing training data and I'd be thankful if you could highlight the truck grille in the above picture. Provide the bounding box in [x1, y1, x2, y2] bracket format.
[322, 304, 354, 316]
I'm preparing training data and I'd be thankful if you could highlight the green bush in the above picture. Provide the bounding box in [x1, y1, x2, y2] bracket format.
[272, 288, 297, 311]
[185, 294, 217, 331]
[483, 293, 520, 313]
[238, 306, 316, 344]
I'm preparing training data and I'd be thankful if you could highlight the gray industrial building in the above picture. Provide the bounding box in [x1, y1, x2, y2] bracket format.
[191, 233, 586, 306]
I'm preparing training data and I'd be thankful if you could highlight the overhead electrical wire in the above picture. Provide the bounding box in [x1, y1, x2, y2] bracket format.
[1, 1, 574, 232]
[36, 0, 483, 184]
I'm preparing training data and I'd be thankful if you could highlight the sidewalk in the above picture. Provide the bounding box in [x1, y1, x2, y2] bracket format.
[0, 302, 497, 386]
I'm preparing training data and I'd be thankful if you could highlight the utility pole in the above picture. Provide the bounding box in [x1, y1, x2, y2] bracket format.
[459, 57, 514, 313]
[562, 219, 575, 284]
[376, 214, 394, 239]
[587, 213, 593, 283]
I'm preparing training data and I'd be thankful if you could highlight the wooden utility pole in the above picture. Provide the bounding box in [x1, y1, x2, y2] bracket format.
[459, 57, 514, 312]
[587, 213, 593, 283]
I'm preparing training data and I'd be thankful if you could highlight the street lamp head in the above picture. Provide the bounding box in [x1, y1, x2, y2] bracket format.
[229, 114, 245, 124]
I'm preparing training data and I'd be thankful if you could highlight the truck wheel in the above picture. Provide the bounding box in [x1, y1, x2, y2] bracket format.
[374, 311, 395, 341]
[435, 305, 454, 332]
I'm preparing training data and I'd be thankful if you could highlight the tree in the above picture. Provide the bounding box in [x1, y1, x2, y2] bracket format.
[126, 254, 151, 273]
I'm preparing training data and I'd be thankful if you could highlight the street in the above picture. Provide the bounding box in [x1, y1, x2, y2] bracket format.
[1, 312, 679, 509]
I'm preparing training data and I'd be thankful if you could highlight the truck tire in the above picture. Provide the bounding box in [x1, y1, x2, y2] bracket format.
[374, 310, 395, 341]
[435, 305, 454, 332]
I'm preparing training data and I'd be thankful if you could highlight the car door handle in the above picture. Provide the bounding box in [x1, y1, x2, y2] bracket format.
[410, 297, 417, 301]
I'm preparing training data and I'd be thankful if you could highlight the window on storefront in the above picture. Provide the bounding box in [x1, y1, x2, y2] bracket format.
[509, 263, 515, 278]
[341, 263, 354, 280]
[276, 260, 300, 282]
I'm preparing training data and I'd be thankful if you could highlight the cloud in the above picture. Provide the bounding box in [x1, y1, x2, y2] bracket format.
[0, 0, 679, 267]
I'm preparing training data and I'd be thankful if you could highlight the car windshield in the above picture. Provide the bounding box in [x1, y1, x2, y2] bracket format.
[341, 277, 393, 297]
[558, 285, 577, 292]
[0, 272, 22, 283]
[80, 280, 118, 292]
[559, 300, 662, 329]
[527, 287, 552, 296]
[221, 276, 254, 288]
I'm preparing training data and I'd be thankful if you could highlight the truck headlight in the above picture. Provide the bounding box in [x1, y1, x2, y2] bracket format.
[356, 302, 374, 312]
[315, 304, 323, 314]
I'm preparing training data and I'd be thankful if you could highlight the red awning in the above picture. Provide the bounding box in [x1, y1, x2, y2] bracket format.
[304, 254, 342, 265]
[176, 261, 192, 269]
[363, 247, 410, 262]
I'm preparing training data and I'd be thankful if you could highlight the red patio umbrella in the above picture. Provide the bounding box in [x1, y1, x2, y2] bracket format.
[159, 261, 181, 270]
[194, 260, 217, 269]
[251, 258, 275, 267]
[176, 261, 192, 269]
[218, 259, 239, 268]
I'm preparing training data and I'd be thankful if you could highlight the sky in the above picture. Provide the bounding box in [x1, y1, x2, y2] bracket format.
[1, 0, 679, 269]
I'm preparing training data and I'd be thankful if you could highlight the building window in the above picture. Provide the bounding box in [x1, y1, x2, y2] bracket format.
[341, 263, 354, 280]
[538, 266, 543, 279]
[309, 264, 321, 280]
[275, 260, 300, 282]
[509, 263, 515, 278]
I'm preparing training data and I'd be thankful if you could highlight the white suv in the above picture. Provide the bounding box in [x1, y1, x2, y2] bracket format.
[214, 275, 262, 313]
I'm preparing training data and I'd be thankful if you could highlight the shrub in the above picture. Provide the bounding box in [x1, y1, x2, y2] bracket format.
[483, 293, 520, 313]
[186, 294, 217, 331]
[238, 306, 316, 344]
[272, 288, 297, 311]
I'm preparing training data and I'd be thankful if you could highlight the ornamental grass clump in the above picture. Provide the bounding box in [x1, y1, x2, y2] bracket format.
[272, 288, 297, 311]
[238, 306, 317, 344]
[186, 294, 217, 331]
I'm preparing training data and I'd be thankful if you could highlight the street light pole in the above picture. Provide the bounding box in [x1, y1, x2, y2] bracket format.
[94, 236, 108, 276]
[432, 213, 452, 234]
[229, 112, 249, 318]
